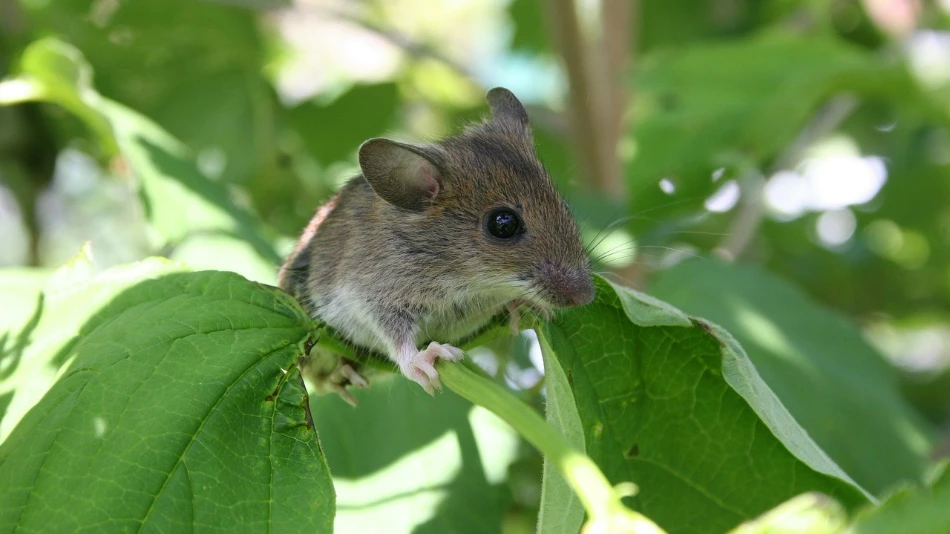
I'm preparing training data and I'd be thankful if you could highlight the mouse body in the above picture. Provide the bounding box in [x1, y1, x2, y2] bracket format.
[279, 88, 594, 399]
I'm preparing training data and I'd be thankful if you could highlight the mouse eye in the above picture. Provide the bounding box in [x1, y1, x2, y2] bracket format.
[485, 208, 523, 240]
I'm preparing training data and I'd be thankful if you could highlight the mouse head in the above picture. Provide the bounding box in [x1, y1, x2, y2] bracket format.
[358, 88, 594, 312]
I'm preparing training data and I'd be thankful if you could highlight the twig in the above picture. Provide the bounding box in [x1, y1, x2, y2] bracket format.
[303, 5, 477, 81]
[601, 0, 635, 189]
[543, 0, 624, 198]
[714, 94, 859, 261]
[439, 360, 665, 534]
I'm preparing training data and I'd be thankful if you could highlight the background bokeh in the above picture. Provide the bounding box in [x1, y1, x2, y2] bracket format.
[1, 0, 949, 531]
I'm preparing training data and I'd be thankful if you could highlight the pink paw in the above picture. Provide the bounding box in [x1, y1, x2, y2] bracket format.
[399, 342, 464, 395]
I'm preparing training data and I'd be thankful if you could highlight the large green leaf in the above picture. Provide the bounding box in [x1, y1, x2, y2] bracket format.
[11, 38, 281, 282]
[0, 266, 333, 531]
[311, 376, 521, 533]
[19, 0, 272, 179]
[101, 98, 282, 276]
[290, 83, 401, 166]
[649, 259, 935, 496]
[538, 277, 869, 534]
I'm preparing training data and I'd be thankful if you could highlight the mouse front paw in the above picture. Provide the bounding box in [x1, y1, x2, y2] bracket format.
[399, 342, 464, 395]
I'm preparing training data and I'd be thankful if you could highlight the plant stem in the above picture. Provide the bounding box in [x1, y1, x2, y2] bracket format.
[715, 94, 858, 261]
[308, 317, 665, 532]
[543, 0, 624, 199]
[438, 359, 665, 533]
[0, 79, 44, 105]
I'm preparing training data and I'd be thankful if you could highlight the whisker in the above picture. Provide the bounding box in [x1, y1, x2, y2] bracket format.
[591, 242, 638, 260]
[582, 192, 714, 258]
[594, 270, 644, 290]
[640, 245, 709, 261]
[583, 204, 629, 255]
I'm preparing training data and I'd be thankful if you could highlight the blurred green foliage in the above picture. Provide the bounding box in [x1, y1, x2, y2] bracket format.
[2, 0, 950, 532]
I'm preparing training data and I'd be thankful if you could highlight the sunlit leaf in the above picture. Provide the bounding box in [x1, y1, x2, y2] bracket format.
[538, 277, 869, 534]
[650, 259, 936, 495]
[0, 267, 333, 531]
[13, 39, 281, 279]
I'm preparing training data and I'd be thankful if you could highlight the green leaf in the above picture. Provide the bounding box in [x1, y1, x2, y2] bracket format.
[649, 259, 935, 496]
[20, 0, 279, 186]
[0, 268, 334, 531]
[538, 276, 869, 534]
[290, 83, 400, 165]
[20, 0, 266, 119]
[537, 330, 586, 533]
[310, 375, 520, 533]
[196, 0, 290, 9]
[100, 99, 282, 271]
[12, 38, 281, 277]
[850, 464, 950, 534]
[16, 37, 115, 152]
[638, 0, 753, 53]
[0, 266, 52, 424]
[152, 69, 274, 184]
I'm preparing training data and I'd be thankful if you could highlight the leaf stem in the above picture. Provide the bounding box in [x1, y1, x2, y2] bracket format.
[0, 78, 45, 105]
[307, 317, 665, 532]
[438, 359, 666, 533]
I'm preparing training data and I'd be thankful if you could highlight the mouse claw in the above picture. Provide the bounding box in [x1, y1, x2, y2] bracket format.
[341, 364, 369, 388]
[331, 383, 359, 407]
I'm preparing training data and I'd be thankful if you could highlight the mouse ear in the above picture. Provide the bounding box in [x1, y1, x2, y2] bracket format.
[486, 87, 531, 137]
[358, 138, 444, 211]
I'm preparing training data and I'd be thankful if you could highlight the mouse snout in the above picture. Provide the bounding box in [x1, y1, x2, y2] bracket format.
[537, 262, 595, 308]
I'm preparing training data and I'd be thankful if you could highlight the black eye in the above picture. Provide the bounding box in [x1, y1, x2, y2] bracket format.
[486, 208, 522, 240]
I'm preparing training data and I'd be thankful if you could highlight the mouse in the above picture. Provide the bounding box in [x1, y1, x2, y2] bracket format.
[279, 87, 594, 402]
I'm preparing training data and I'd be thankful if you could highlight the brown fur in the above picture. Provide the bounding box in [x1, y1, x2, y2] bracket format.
[280, 88, 593, 392]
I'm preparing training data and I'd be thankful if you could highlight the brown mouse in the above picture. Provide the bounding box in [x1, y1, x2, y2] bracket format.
[279, 87, 593, 401]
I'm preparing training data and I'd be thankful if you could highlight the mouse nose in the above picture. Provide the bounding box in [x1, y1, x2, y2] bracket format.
[537, 262, 595, 308]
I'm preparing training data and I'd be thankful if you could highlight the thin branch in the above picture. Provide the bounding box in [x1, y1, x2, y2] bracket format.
[714, 94, 860, 261]
[305, 5, 477, 81]
[601, 0, 635, 188]
[543, 0, 621, 197]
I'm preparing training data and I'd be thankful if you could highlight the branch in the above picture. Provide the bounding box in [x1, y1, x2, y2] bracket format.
[308, 5, 477, 82]
[601, 0, 636, 181]
[714, 94, 859, 261]
[439, 360, 665, 534]
[543, 0, 625, 198]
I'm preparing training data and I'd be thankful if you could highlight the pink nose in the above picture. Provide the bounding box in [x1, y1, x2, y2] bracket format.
[538, 263, 594, 307]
